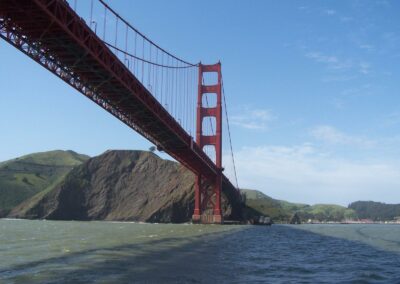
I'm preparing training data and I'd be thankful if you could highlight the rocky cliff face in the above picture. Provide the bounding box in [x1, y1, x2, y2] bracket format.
[9, 150, 240, 223]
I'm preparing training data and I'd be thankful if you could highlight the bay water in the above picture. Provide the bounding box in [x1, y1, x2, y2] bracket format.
[0, 219, 399, 283]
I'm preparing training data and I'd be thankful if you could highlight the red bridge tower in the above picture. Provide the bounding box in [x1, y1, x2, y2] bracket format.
[192, 63, 223, 224]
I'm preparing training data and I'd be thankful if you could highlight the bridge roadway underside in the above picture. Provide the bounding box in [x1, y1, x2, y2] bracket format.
[0, 0, 241, 214]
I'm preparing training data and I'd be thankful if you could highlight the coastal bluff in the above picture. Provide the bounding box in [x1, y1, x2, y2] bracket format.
[9, 150, 241, 222]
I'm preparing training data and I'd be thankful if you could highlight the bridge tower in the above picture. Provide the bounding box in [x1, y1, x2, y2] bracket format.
[192, 63, 223, 224]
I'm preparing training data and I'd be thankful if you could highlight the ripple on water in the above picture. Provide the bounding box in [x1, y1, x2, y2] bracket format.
[1, 220, 400, 283]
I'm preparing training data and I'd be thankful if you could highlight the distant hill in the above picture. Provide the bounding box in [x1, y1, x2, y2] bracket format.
[299, 204, 357, 222]
[4, 150, 398, 223]
[242, 189, 308, 221]
[242, 189, 356, 222]
[9, 150, 242, 222]
[0, 150, 89, 216]
[349, 201, 400, 221]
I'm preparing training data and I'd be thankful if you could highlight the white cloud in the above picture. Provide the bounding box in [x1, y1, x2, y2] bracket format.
[231, 108, 274, 130]
[359, 44, 374, 51]
[332, 98, 346, 110]
[305, 52, 353, 70]
[375, 0, 390, 7]
[340, 84, 372, 99]
[223, 144, 400, 205]
[359, 62, 371, 74]
[381, 112, 400, 127]
[305, 52, 372, 78]
[324, 9, 336, 15]
[306, 52, 338, 64]
[310, 125, 375, 148]
[322, 74, 357, 83]
[340, 16, 353, 23]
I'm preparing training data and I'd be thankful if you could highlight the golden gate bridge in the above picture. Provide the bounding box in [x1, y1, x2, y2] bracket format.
[0, 0, 241, 223]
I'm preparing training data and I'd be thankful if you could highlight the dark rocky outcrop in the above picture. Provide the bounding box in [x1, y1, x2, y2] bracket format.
[289, 212, 301, 224]
[9, 150, 241, 223]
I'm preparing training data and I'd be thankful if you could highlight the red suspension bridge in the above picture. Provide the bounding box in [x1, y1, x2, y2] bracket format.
[0, 0, 241, 223]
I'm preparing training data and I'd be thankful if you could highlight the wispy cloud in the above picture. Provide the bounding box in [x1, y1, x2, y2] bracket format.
[306, 51, 372, 76]
[381, 112, 400, 127]
[330, 84, 372, 109]
[331, 97, 346, 110]
[358, 62, 371, 74]
[310, 125, 375, 148]
[231, 108, 275, 130]
[305, 52, 353, 70]
[223, 144, 400, 205]
[322, 74, 357, 82]
[375, 0, 390, 7]
[381, 32, 400, 55]
[340, 16, 353, 23]
[359, 44, 374, 51]
[324, 9, 336, 16]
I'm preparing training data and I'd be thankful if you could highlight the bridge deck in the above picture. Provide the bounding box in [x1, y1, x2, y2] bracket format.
[0, 0, 238, 196]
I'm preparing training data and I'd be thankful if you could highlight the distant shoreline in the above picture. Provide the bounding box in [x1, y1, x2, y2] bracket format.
[294, 222, 400, 225]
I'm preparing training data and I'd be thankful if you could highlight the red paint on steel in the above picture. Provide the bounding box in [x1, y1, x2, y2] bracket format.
[192, 63, 223, 224]
[0, 0, 240, 222]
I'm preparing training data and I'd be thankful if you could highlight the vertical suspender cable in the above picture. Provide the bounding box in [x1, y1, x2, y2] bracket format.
[160, 53, 164, 105]
[184, 67, 187, 131]
[155, 49, 158, 98]
[90, 0, 93, 29]
[124, 24, 128, 69]
[148, 44, 151, 91]
[222, 79, 239, 189]
[115, 17, 118, 56]
[103, 6, 107, 40]
[171, 59, 175, 116]
[134, 32, 137, 76]
[175, 61, 178, 120]
[166, 56, 170, 111]
[141, 37, 144, 82]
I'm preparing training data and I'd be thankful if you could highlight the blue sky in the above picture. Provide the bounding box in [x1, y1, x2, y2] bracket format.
[1, 0, 400, 205]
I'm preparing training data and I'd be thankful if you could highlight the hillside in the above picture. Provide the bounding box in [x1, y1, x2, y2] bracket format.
[5, 150, 393, 224]
[242, 189, 356, 222]
[9, 150, 241, 222]
[349, 201, 400, 221]
[0, 150, 89, 216]
[242, 189, 308, 221]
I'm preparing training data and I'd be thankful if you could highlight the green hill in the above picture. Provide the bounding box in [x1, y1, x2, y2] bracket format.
[242, 189, 308, 221]
[299, 204, 357, 222]
[9, 150, 242, 222]
[0, 150, 89, 216]
[3, 150, 389, 223]
[349, 201, 400, 221]
[242, 189, 357, 222]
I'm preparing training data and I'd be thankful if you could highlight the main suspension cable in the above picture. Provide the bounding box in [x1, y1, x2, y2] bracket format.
[222, 78, 239, 189]
[98, 0, 198, 67]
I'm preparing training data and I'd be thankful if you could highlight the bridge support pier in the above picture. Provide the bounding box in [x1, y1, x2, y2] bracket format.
[192, 175, 202, 221]
[192, 62, 223, 224]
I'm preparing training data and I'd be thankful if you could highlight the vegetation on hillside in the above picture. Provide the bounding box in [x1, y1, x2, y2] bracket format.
[9, 150, 241, 222]
[349, 201, 400, 221]
[0, 150, 89, 215]
[242, 189, 357, 223]
[2, 150, 399, 223]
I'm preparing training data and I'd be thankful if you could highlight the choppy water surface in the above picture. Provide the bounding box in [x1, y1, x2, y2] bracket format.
[0, 220, 399, 283]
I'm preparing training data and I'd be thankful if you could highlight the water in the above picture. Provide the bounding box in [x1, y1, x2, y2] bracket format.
[0, 220, 400, 283]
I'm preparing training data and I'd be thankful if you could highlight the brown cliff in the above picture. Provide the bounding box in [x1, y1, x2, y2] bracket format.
[9, 150, 241, 222]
